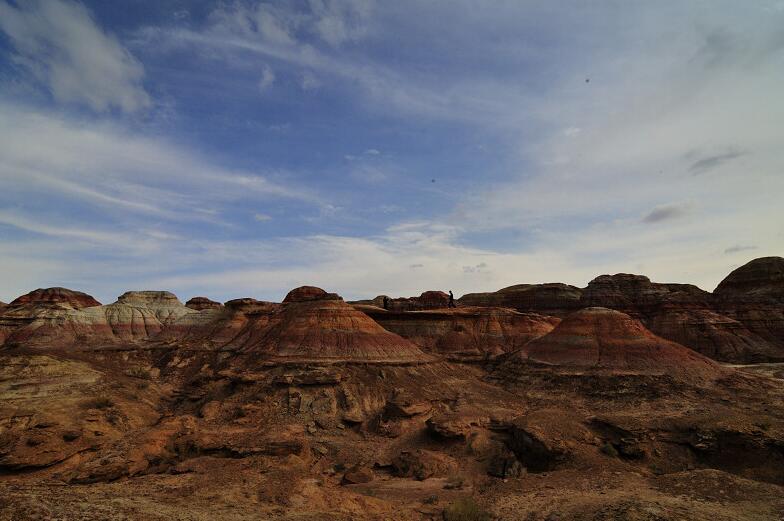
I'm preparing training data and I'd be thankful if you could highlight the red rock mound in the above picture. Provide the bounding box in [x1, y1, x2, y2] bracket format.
[185, 297, 223, 311]
[515, 307, 722, 383]
[362, 306, 559, 360]
[239, 287, 430, 364]
[283, 286, 342, 303]
[580, 273, 780, 363]
[10, 287, 101, 309]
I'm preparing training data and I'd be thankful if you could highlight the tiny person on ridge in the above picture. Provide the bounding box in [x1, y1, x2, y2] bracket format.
[448, 290, 456, 308]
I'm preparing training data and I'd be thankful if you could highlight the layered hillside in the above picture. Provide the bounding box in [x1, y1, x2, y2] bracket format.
[502, 307, 722, 384]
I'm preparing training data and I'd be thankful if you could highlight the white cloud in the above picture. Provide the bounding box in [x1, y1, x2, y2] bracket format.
[0, 101, 323, 222]
[254, 213, 273, 222]
[0, 0, 151, 113]
[258, 65, 276, 92]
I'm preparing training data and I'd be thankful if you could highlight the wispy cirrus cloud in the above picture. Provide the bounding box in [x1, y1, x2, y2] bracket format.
[0, 0, 150, 112]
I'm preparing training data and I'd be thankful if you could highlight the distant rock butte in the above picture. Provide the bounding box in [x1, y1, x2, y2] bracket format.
[509, 307, 722, 383]
[459, 283, 583, 317]
[185, 297, 223, 311]
[283, 286, 342, 303]
[360, 306, 559, 360]
[0, 289, 195, 348]
[10, 287, 101, 309]
[352, 290, 449, 311]
[714, 256, 784, 301]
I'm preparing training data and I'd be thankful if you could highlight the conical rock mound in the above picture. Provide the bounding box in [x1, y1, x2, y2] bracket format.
[237, 286, 431, 364]
[509, 307, 722, 383]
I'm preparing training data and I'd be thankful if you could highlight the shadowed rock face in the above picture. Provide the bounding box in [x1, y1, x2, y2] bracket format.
[352, 291, 450, 311]
[360, 306, 559, 360]
[714, 257, 784, 301]
[10, 287, 101, 309]
[459, 283, 583, 317]
[185, 297, 223, 311]
[712, 257, 784, 353]
[511, 307, 722, 383]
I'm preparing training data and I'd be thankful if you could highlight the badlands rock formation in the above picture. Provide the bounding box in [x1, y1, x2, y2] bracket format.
[507, 307, 722, 384]
[459, 283, 583, 316]
[352, 290, 450, 311]
[452, 257, 784, 363]
[2, 259, 784, 521]
[9, 287, 101, 309]
[238, 286, 431, 363]
[0, 290, 195, 348]
[360, 306, 559, 360]
[185, 296, 223, 310]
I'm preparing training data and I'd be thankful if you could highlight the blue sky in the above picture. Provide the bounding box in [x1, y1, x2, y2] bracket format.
[0, 0, 783, 304]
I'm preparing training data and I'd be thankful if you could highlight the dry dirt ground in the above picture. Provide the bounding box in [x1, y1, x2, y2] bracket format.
[2, 349, 784, 520]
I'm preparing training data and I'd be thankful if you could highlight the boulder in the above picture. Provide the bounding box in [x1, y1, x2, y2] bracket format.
[391, 450, 458, 480]
[341, 465, 374, 484]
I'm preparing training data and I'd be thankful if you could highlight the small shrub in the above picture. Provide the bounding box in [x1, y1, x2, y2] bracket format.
[443, 497, 492, 521]
[80, 396, 114, 409]
[125, 366, 152, 380]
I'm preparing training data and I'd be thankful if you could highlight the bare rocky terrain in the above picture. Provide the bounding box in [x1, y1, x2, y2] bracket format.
[2, 257, 784, 520]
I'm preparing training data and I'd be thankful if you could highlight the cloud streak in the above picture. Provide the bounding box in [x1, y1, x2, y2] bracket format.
[0, 0, 151, 112]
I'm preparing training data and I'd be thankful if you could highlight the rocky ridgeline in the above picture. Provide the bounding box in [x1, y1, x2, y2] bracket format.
[0, 256, 782, 363]
[2, 259, 784, 520]
[453, 257, 784, 363]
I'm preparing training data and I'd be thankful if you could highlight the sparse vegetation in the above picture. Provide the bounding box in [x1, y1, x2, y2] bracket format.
[125, 366, 152, 380]
[442, 497, 492, 521]
[80, 396, 114, 410]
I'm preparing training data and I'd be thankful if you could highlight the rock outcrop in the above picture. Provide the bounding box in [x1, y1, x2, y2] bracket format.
[712, 257, 784, 355]
[352, 291, 450, 311]
[459, 283, 583, 316]
[580, 274, 781, 363]
[506, 307, 722, 384]
[236, 287, 431, 363]
[361, 306, 559, 360]
[0, 290, 195, 348]
[9, 287, 101, 309]
[714, 257, 784, 301]
[185, 297, 223, 311]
